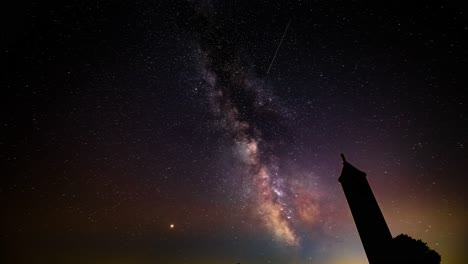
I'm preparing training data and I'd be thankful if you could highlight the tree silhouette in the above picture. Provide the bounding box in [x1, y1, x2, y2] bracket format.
[392, 234, 441, 264]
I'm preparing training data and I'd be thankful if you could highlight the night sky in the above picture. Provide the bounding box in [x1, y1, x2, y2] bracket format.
[3, 1, 467, 264]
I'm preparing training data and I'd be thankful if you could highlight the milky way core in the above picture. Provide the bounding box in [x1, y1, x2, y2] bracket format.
[195, 9, 322, 244]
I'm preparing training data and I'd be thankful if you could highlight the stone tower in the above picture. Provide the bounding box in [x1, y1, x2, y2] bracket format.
[338, 154, 393, 264]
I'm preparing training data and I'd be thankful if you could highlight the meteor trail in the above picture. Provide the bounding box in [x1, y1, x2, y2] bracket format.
[266, 19, 291, 76]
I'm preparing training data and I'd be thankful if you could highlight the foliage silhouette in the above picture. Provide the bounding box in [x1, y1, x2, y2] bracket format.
[392, 234, 441, 264]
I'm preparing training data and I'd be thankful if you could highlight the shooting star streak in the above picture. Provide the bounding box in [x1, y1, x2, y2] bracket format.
[266, 19, 292, 76]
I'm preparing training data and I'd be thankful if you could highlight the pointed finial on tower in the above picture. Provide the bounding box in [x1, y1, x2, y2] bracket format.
[341, 153, 347, 163]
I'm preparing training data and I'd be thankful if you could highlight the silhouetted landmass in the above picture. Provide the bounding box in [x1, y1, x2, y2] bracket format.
[392, 234, 441, 264]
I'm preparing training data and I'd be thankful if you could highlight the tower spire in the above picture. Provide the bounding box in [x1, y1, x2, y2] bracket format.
[340, 153, 346, 163]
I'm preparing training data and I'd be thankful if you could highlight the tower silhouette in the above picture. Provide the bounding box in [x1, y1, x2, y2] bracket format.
[338, 154, 393, 264]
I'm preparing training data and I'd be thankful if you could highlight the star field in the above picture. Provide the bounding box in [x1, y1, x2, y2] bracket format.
[3, 1, 467, 264]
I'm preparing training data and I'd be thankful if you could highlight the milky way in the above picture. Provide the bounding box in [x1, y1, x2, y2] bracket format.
[193, 7, 321, 246]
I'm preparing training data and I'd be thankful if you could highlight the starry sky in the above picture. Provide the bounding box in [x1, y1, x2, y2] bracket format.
[3, 1, 467, 264]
